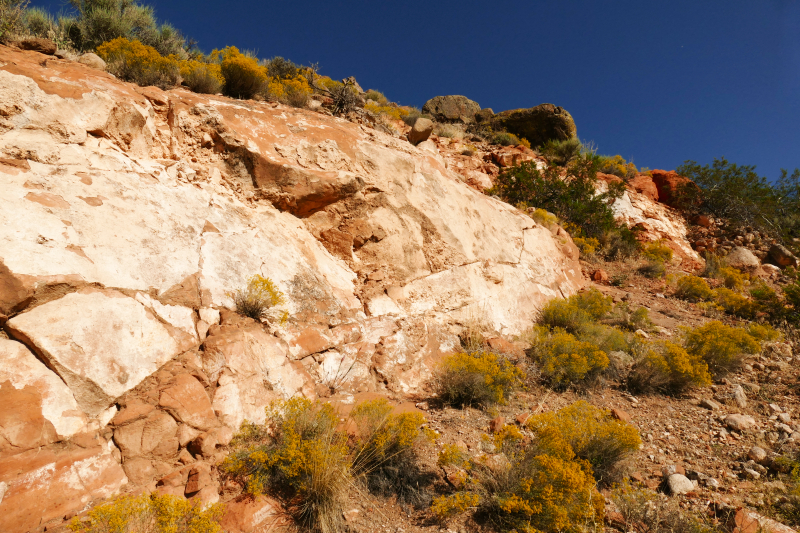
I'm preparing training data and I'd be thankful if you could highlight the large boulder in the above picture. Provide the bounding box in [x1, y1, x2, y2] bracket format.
[422, 95, 481, 123]
[491, 103, 577, 147]
[18, 38, 57, 55]
[408, 117, 434, 145]
[726, 246, 760, 273]
[769, 244, 798, 268]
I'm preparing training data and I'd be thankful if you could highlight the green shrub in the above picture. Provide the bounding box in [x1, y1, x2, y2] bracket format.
[97, 37, 180, 89]
[264, 56, 298, 80]
[22, 6, 53, 37]
[682, 321, 760, 378]
[538, 137, 583, 166]
[577, 323, 630, 353]
[751, 282, 789, 322]
[701, 252, 725, 278]
[68, 492, 223, 533]
[228, 274, 286, 321]
[675, 275, 716, 302]
[608, 303, 652, 332]
[628, 340, 711, 394]
[401, 107, 431, 127]
[529, 327, 609, 388]
[435, 351, 525, 408]
[68, 0, 186, 55]
[489, 154, 633, 250]
[527, 400, 641, 484]
[539, 299, 592, 333]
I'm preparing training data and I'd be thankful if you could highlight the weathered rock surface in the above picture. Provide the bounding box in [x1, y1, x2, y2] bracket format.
[407, 117, 434, 145]
[422, 95, 481, 123]
[726, 246, 760, 273]
[492, 103, 577, 147]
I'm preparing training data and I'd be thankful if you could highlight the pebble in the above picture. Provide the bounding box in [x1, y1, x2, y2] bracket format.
[667, 474, 695, 495]
[748, 446, 768, 464]
[700, 399, 720, 411]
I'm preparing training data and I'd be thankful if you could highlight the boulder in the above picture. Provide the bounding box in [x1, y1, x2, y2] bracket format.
[0, 338, 86, 441]
[475, 108, 495, 123]
[726, 247, 761, 273]
[113, 409, 179, 459]
[650, 170, 700, 208]
[629, 174, 659, 202]
[667, 473, 694, 495]
[6, 289, 190, 415]
[748, 446, 768, 464]
[769, 244, 798, 268]
[18, 37, 57, 55]
[422, 95, 481, 123]
[492, 103, 577, 148]
[725, 413, 756, 432]
[77, 52, 106, 70]
[220, 495, 290, 533]
[407, 117, 434, 145]
[727, 508, 797, 533]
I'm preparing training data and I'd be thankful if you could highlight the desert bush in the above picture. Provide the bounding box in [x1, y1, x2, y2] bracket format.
[491, 131, 523, 147]
[475, 452, 604, 532]
[0, 0, 28, 41]
[527, 400, 641, 483]
[364, 101, 408, 121]
[327, 82, 360, 116]
[539, 298, 592, 333]
[210, 46, 266, 99]
[578, 322, 630, 353]
[430, 492, 480, 522]
[22, 6, 53, 37]
[264, 56, 298, 79]
[434, 122, 465, 139]
[683, 321, 760, 378]
[612, 482, 716, 533]
[490, 154, 635, 252]
[675, 275, 716, 302]
[228, 274, 286, 321]
[750, 282, 791, 323]
[538, 137, 583, 166]
[608, 303, 652, 332]
[628, 340, 711, 394]
[401, 107, 431, 126]
[438, 443, 469, 468]
[701, 252, 725, 278]
[714, 287, 758, 319]
[529, 327, 609, 388]
[571, 289, 614, 319]
[597, 154, 638, 179]
[68, 492, 223, 533]
[96, 37, 180, 89]
[436, 351, 525, 408]
[573, 236, 600, 257]
[642, 241, 674, 263]
[638, 260, 666, 279]
[363, 89, 388, 104]
[529, 208, 558, 227]
[746, 322, 780, 342]
[718, 266, 746, 291]
[180, 59, 223, 94]
[223, 398, 350, 533]
[349, 399, 434, 505]
[67, 0, 185, 55]
[265, 75, 313, 107]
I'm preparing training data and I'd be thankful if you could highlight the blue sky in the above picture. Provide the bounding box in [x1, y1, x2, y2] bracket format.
[32, 0, 799, 178]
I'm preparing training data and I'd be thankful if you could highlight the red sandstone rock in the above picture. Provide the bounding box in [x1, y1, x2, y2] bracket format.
[650, 169, 700, 208]
[159, 374, 217, 431]
[629, 174, 659, 201]
[220, 495, 290, 533]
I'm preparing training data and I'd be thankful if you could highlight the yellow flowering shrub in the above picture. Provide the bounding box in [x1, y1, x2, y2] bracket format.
[491, 424, 525, 451]
[642, 240, 673, 263]
[430, 492, 480, 521]
[529, 328, 609, 387]
[629, 340, 711, 394]
[436, 351, 525, 408]
[682, 321, 760, 377]
[718, 266, 746, 291]
[598, 154, 638, 179]
[228, 274, 286, 321]
[266, 75, 313, 107]
[714, 287, 758, 318]
[97, 37, 180, 89]
[528, 401, 640, 483]
[438, 443, 469, 468]
[364, 101, 409, 120]
[529, 208, 559, 227]
[212, 46, 267, 99]
[69, 492, 223, 533]
[573, 236, 600, 257]
[675, 275, 716, 302]
[746, 322, 780, 342]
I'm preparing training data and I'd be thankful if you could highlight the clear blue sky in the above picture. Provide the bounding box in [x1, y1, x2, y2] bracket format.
[32, 0, 800, 178]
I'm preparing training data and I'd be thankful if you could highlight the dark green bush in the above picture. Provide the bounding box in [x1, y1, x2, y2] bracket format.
[492, 131, 524, 147]
[538, 137, 583, 166]
[490, 154, 637, 253]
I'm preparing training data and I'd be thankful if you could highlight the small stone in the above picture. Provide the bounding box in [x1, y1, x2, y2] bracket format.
[343, 509, 361, 523]
[667, 474, 694, 495]
[769, 403, 782, 413]
[635, 329, 650, 338]
[489, 416, 505, 434]
[415, 401, 429, 410]
[724, 414, 756, 432]
[700, 399, 720, 410]
[732, 384, 748, 408]
[591, 269, 609, 282]
[77, 52, 106, 70]
[742, 468, 761, 480]
[610, 408, 631, 423]
[748, 446, 768, 464]
[515, 412, 530, 425]
[778, 413, 792, 424]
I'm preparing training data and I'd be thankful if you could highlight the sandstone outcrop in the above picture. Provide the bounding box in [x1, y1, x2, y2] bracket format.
[0, 44, 585, 529]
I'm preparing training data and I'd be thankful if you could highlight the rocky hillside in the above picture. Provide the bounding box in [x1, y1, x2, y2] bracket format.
[0, 43, 590, 532]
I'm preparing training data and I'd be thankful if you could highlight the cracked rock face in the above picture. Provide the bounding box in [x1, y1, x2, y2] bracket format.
[0, 44, 587, 529]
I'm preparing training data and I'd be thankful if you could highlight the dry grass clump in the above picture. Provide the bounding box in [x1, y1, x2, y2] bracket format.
[229, 274, 286, 321]
[611, 482, 717, 533]
[68, 492, 223, 533]
[435, 350, 525, 408]
[0, 0, 29, 42]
